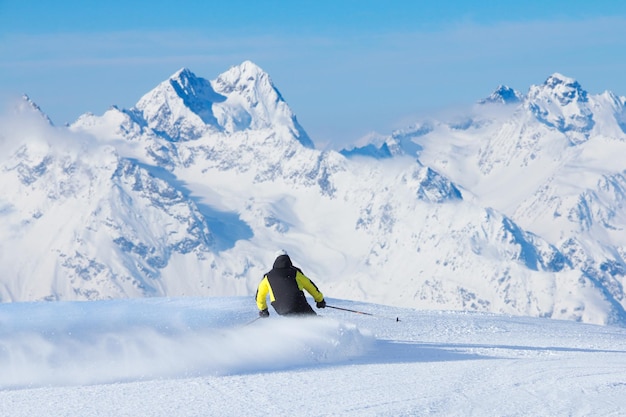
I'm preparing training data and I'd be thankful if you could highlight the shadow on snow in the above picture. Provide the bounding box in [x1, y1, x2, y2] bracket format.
[130, 159, 253, 251]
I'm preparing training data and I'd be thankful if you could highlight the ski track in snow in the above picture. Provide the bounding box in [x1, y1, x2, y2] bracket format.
[1, 297, 626, 416]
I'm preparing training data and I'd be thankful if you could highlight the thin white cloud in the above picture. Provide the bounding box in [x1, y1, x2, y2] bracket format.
[3, 17, 626, 70]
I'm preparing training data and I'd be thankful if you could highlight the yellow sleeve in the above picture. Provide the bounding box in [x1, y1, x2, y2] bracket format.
[295, 271, 324, 302]
[256, 276, 271, 310]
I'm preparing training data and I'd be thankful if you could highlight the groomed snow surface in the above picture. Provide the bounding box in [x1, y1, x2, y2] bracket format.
[1, 297, 626, 416]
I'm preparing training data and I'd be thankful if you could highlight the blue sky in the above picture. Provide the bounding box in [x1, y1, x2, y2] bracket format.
[2, 1, 626, 148]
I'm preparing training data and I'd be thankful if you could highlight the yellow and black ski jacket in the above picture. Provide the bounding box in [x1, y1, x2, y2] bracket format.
[256, 254, 324, 316]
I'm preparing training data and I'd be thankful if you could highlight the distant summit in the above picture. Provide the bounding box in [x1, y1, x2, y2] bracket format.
[213, 60, 275, 96]
[526, 73, 594, 139]
[18, 94, 54, 125]
[340, 142, 393, 159]
[133, 68, 225, 140]
[541, 72, 588, 105]
[168, 67, 226, 125]
[479, 85, 523, 105]
[210, 61, 314, 148]
[131, 61, 314, 147]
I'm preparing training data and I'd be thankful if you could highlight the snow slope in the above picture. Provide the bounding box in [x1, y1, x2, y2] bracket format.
[1, 297, 626, 416]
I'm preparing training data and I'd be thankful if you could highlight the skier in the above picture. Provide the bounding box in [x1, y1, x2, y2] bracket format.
[256, 250, 326, 317]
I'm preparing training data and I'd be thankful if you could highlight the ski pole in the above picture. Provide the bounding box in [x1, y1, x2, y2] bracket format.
[244, 316, 262, 326]
[326, 305, 374, 316]
[326, 305, 400, 322]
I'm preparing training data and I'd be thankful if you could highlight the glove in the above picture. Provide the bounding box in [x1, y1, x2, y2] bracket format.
[259, 308, 269, 318]
[316, 299, 326, 309]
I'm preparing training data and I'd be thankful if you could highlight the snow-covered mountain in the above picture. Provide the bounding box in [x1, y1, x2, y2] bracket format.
[2, 63, 626, 325]
[129, 60, 313, 147]
[378, 72, 626, 324]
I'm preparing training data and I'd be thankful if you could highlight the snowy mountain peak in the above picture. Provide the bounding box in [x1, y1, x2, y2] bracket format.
[212, 60, 279, 104]
[211, 61, 314, 147]
[541, 73, 589, 105]
[17, 94, 53, 125]
[126, 61, 313, 147]
[168, 68, 224, 103]
[131, 68, 224, 141]
[479, 85, 523, 105]
[171, 67, 194, 80]
[214, 60, 271, 90]
[526, 73, 594, 139]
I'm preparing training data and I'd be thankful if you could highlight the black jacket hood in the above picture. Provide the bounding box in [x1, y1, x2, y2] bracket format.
[273, 254, 293, 269]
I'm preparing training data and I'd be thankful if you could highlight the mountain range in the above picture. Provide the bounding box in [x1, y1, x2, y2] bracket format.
[2, 61, 626, 325]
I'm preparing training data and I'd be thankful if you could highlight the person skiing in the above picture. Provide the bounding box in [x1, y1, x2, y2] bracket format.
[256, 250, 326, 317]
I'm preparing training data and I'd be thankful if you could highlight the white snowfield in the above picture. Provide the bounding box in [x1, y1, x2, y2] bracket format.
[1, 297, 625, 416]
